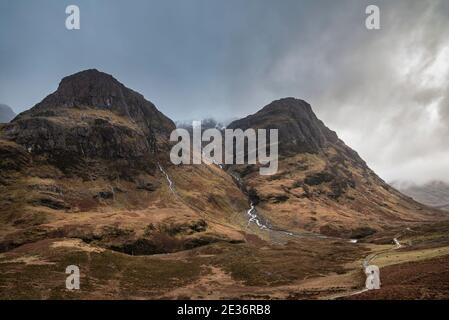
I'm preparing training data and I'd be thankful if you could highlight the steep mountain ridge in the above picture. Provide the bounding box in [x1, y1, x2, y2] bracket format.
[0, 70, 249, 255]
[23, 69, 174, 137]
[227, 98, 443, 237]
[228, 98, 340, 155]
[1, 70, 175, 175]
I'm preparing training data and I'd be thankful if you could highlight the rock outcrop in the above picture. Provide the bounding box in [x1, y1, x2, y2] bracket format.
[229, 98, 337, 155]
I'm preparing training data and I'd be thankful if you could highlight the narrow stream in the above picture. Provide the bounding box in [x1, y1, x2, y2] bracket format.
[226, 168, 357, 243]
[246, 203, 269, 230]
[158, 163, 176, 195]
[244, 201, 354, 244]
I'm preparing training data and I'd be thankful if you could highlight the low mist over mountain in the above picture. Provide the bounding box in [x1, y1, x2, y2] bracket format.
[176, 118, 226, 132]
[0, 104, 15, 123]
[391, 181, 449, 211]
[175, 117, 237, 131]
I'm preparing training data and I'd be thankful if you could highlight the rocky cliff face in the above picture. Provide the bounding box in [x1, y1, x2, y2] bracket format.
[22, 69, 174, 136]
[228, 98, 341, 155]
[228, 98, 364, 163]
[1, 69, 175, 175]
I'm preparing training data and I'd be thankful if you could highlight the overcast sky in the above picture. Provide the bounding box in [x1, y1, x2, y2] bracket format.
[1, 0, 448, 184]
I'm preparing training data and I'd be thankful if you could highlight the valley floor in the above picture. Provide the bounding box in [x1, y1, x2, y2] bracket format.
[1, 221, 449, 300]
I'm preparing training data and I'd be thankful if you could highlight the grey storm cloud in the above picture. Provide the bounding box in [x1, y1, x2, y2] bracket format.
[0, 0, 448, 183]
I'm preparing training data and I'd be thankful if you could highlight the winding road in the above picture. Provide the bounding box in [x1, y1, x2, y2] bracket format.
[327, 234, 406, 299]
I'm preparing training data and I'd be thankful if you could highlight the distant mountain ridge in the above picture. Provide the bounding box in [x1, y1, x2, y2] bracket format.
[0, 104, 15, 123]
[391, 180, 449, 211]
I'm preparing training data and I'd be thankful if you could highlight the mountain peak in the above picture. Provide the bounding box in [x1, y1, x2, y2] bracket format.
[261, 97, 312, 111]
[228, 97, 339, 155]
[3, 70, 175, 170]
[44, 69, 132, 111]
[58, 69, 122, 93]
[18, 69, 175, 135]
[259, 98, 317, 120]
